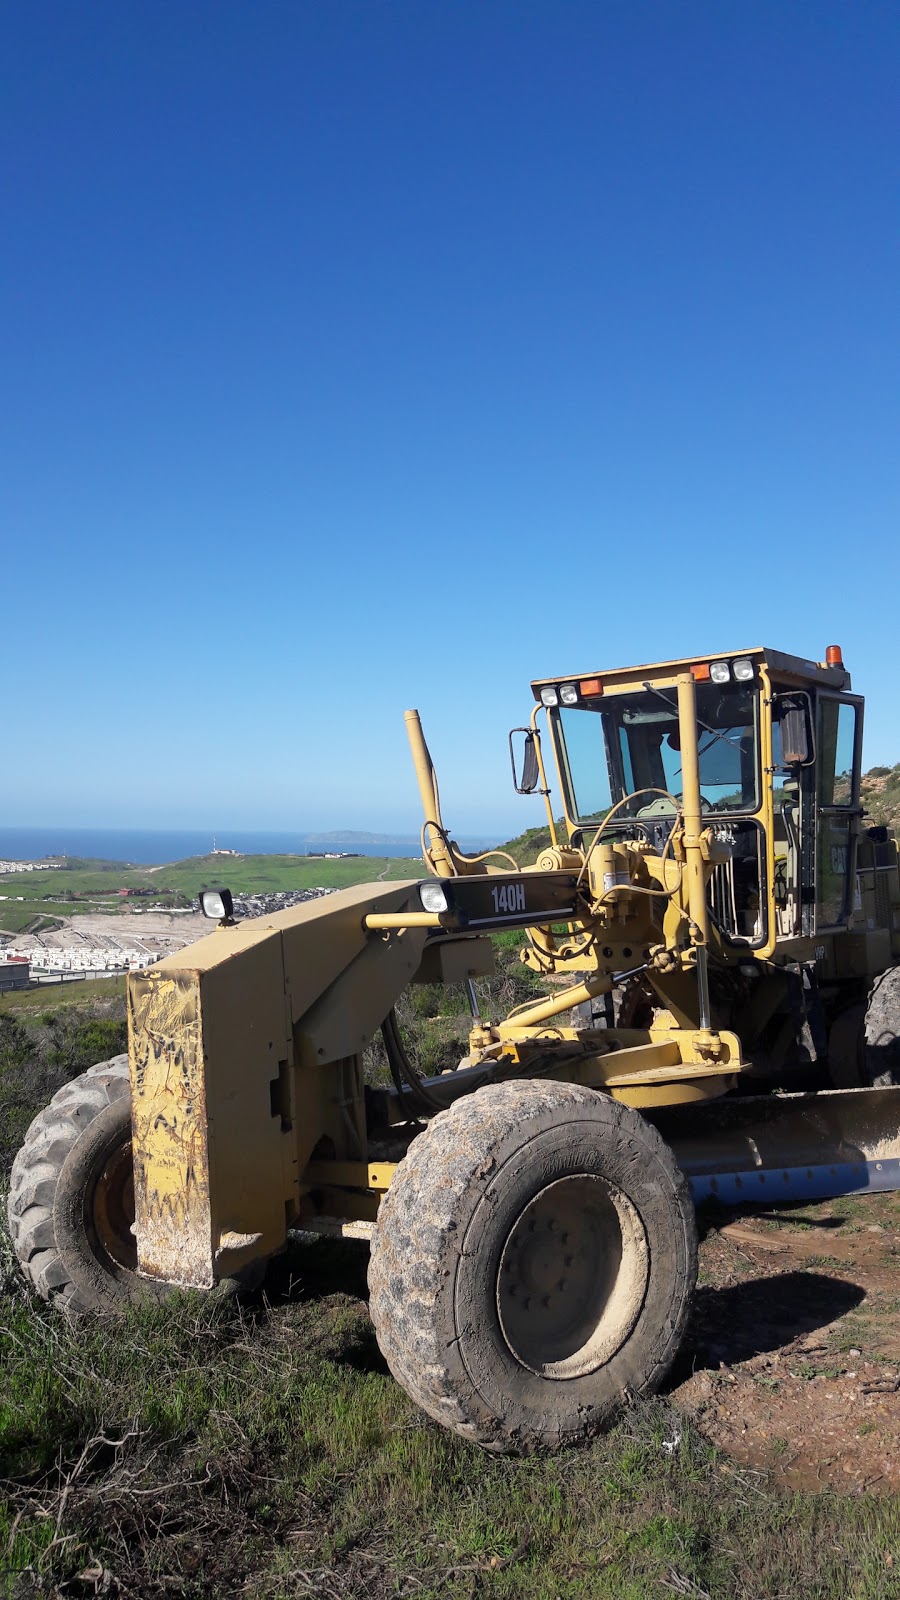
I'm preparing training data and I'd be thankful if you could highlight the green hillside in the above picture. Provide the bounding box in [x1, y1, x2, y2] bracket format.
[1, 763, 898, 938]
[0, 854, 423, 933]
[861, 764, 900, 831]
[496, 764, 900, 861]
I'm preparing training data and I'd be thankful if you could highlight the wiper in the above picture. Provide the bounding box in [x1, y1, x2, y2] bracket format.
[640, 683, 745, 756]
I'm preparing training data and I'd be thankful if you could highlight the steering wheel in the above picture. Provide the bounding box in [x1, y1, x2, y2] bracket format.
[635, 794, 714, 818]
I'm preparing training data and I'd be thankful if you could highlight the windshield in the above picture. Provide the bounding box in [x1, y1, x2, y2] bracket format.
[558, 682, 760, 822]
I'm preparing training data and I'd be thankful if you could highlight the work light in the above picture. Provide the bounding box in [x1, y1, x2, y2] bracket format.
[199, 888, 234, 922]
[419, 882, 449, 914]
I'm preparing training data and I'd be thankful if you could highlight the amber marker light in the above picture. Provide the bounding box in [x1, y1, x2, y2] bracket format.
[579, 678, 603, 696]
[826, 644, 844, 667]
[690, 663, 711, 681]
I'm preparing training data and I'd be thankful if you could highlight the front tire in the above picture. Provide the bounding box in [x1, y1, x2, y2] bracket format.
[367, 1080, 697, 1452]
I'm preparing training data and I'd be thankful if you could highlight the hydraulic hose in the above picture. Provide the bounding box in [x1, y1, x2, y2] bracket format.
[381, 1008, 444, 1113]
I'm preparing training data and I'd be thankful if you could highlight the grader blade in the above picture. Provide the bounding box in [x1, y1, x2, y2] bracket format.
[649, 1086, 900, 1205]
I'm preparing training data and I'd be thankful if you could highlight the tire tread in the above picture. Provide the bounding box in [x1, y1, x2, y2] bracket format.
[6, 1057, 130, 1310]
[368, 1080, 696, 1452]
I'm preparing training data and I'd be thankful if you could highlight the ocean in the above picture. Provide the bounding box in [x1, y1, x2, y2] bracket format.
[0, 827, 492, 866]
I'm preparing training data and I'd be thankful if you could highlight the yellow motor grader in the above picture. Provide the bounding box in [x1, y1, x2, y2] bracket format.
[8, 642, 900, 1451]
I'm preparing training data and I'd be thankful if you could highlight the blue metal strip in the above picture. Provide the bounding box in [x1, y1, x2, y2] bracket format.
[688, 1157, 900, 1206]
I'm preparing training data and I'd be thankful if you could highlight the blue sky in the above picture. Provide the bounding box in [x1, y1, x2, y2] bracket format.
[3, 2, 898, 837]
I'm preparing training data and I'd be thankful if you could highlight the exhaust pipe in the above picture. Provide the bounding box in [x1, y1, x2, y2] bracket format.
[404, 709, 457, 879]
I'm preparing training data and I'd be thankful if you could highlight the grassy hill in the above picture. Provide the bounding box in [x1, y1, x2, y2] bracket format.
[1, 761, 897, 938]
[495, 763, 900, 862]
[0, 854, 423, 934]
[862, 764, 900, 831]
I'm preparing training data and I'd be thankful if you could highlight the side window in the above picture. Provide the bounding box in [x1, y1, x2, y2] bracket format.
[559, 707, 612, 821]
[815, 697, 860, 929]
[817, 700, 858, 808]
[617, 726, 635, 795]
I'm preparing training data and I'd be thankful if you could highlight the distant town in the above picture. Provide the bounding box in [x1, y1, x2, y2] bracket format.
[0, 860, 340, 991]
[0, 859, 56, 874]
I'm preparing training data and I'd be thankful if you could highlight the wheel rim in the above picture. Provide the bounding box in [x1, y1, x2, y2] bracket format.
[87, 1138, 137, 1272]
[496, 1174, 649, 1378]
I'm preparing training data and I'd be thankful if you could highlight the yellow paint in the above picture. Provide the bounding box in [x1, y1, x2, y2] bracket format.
[128, 971, 213, 1287]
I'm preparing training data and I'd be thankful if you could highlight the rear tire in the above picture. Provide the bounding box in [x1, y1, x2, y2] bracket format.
[864, 966, 900, 1087]
[827, 1002, 868, 1088]
[367, 1080, 697, 1452]
[6, 1057, 157, 1312]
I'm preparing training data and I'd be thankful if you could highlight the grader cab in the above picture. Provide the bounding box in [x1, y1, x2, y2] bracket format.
[8, 643, 900, 1451]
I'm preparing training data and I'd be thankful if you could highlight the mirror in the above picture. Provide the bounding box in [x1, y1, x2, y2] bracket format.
[509, 728, 540, 794]
[775, 694, 814, 766]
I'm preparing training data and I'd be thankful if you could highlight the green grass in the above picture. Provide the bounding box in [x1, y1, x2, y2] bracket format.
[157, 852, 423, 896]
[0, 1004, 129, 1173]
[0, 854, 425, 931]
[2, 918, 900, 1595]
[0, 1244, 898, 1600]
[0, 975, 126, 1012]
[0, 904, 54, 934]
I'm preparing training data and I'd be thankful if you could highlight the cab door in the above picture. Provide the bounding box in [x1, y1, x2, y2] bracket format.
[815, 694, 864, 930]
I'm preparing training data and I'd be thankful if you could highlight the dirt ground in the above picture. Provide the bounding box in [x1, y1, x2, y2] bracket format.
[670, 1189, 900, 1495]
[9, 907, 213, 955]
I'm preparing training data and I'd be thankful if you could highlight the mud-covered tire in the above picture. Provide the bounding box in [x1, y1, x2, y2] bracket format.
[367, 1080, 697, 1453]
[6, 1056, 162, 1313]
[828, 1002, 868, 1088]
[864, 967, 900, 1087]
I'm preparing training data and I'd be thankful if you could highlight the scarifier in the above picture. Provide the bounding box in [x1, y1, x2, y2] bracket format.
[9, 643, 900, 1450]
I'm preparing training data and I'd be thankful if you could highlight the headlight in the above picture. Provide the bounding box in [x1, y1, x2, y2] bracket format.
[419, 882, 449, 914]
[709, 661, 731, 684]
[540, 686, 559, 707]
[732, 657, 754, 682]
[199, 888, 234, 921]
[559, 683, 579, 705]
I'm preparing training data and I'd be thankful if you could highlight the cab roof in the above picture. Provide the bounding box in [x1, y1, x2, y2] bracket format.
[531, 645, 851, 697]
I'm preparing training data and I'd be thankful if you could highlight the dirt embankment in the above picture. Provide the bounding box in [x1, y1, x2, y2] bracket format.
[671, 1189, 900, 1494]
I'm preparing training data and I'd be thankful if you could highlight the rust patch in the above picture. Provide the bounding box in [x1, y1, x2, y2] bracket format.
[128, 970, 214, 1287]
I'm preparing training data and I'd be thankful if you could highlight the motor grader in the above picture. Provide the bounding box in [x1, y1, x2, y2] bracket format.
[8, 642, 900, 1452]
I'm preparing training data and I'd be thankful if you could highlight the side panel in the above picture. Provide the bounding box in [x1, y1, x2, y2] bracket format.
[201, 940, 295, 1275]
